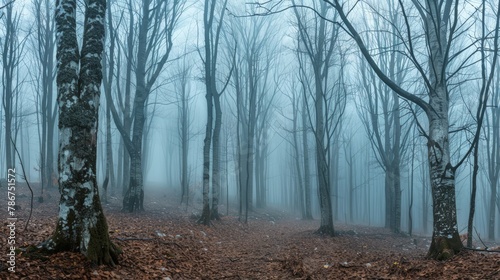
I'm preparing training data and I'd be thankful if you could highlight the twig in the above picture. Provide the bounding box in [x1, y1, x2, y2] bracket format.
[11, 137, 34, 232]
[474, 226, 488, 249]
[463, 247, 500, 253]
[113, 237, 156, 241]
[0, 0, 15, 10]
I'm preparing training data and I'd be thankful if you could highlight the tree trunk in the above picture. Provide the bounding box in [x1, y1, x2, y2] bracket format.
[122, 85, 146, 212]
[121, 0, 152, 212]
[425, 1, 462, 259]
[2, 3, 17, 171]
[211, 93, 222, 220]
[315, 75, 334, 236]
[102, 106, 114, 203]
[200, 86, 213, 225]
[417, 148, 427, 234]
[292, 97, 306, 218]
[426, 104, 462, 260]
[302, 96, 312, 220]
[386, 164, 401, 233]
[180, 101, 189, 205]
[486, 100, 499, 240]
[348, 147, 355, 223]
[38, 0, 121, 266]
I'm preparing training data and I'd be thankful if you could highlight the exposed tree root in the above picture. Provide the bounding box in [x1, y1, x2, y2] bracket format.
[427, 234, 463, 260]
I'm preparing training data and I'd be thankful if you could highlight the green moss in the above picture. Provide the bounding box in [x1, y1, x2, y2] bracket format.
[427, 234, 463, 261]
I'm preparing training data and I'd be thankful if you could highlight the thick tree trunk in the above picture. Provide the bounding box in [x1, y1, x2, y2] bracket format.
[425, 2, 462, 259]
[39, 0, 121, 266]
[426, 101, 462, 260]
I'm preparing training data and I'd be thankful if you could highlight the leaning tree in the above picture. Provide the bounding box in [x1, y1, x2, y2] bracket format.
[37, 0, 120, 265]
[327, 0, 500, 260]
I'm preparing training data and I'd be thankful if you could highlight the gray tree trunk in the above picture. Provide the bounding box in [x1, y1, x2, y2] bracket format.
[1, 3, 18, 171]
[486, 78, 499, 240]
[425, 2, 462, 259]
[211, 92, 222, 220]
[302, 95, 312, 220]
[33, 0, 57, 196]
[329, 0, 467, 259]
[39, 0, 121, 265]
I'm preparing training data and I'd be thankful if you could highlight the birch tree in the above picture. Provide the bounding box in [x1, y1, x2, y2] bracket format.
[328, 0, 500, 259]
[37, 0, 121, 265]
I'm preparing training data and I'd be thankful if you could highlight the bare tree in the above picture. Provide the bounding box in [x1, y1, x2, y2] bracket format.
[226, 9, 277, 221]
[355, 0, 414, 233]
[198, 0, 230, 225]
[37, 0, 120, 265]
[105, 0, 185, 212]
[485, 62, 499, 240]
[1, 0, 22, 171]
[173, 55, 194, 205]
[466, 0, 500, 247]
[328, 0, 500, 259]
[30, 0, 57, 199]
[293, 0, 347, 235]
[101, 0, 118, 202]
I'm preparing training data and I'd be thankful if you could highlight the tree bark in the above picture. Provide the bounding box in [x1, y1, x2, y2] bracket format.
[38, 0, 121, 266]
[426, 111, 461, 260]
[1, 2, 17, 171]
[302, 95, 312, 220]
[211, 92, 222, 220]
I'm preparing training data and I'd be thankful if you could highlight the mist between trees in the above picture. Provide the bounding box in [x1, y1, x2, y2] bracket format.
[0, 0, 499, 263]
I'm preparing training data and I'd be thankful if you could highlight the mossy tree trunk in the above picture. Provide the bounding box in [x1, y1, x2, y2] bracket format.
[38, 0, 121, 266]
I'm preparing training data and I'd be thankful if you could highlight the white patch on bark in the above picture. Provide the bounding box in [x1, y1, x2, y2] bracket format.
[58, 202, 72, 232]
[82, 182, 94, 207]
[60, 128, 72, 183]
[80, 214, 97, 253]
[70, 158, 85, 172]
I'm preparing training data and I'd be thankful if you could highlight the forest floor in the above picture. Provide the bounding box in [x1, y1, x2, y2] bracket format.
[2, 185, 500, 279]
